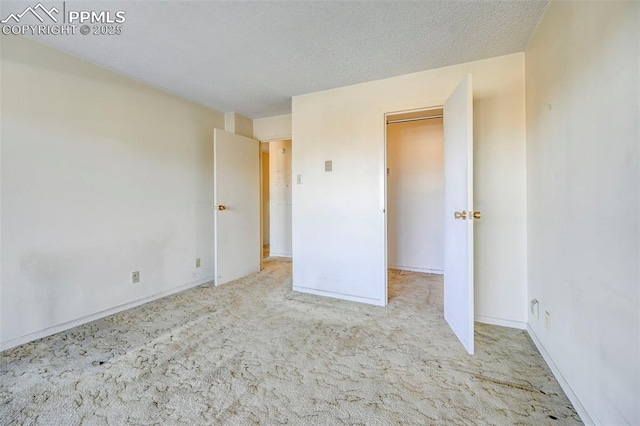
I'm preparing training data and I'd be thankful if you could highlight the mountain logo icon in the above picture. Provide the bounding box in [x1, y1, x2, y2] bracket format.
[1, 2, 59, 24]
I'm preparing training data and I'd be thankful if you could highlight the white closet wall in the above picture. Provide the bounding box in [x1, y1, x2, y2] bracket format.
[387, 118, 444, 273]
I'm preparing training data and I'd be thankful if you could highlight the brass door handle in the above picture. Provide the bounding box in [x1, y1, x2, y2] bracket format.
[217, 205, 226, 211]
[471, 211, 481, 220]
[454, 211, 467, 220]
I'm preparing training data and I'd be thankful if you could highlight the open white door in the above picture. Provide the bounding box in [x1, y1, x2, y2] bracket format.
[443, 75, 475, 354]
[214, 129, 260, 286]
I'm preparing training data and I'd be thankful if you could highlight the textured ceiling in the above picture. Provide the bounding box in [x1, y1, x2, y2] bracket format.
[2, 1, 548, 118]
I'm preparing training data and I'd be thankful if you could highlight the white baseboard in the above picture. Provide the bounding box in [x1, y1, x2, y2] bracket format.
[293, 286, 385, 306]
[475, 315, 527, 330]
[527, 325, 593, 426]
[1, 275, 214, 353]
[269, 253, 292, 258]
[389, 265, 444, 274]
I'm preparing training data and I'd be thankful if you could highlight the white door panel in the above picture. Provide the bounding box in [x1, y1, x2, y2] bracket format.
[214, 129, 260, 286]
[443, 75, 475, 354]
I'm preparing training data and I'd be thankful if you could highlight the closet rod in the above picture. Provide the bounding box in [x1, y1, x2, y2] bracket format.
[386, 114, 443, 124]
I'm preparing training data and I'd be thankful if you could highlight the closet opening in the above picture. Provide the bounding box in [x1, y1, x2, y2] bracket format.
[385, 108, 444, 301]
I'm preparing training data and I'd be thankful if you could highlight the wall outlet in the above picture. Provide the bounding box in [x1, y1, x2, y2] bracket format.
[195, 258, 201, 268]
[132, 271, 140, 284]
[530, 299, 539, 318]
[297, 174, 302, 184]
[545, 311, 551, 332]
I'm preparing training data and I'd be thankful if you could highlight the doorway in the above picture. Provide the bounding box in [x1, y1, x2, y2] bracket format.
[386, 108, 444, 277]
[260, 139, 293, 261]
[385, 108, 445, 303]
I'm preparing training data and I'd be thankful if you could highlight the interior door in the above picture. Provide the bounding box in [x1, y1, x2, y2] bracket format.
[213, 128, 260, 286]
[443, 75, 475, 354]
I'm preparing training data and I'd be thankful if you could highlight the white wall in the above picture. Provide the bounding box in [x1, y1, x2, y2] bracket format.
[261, 151, 270, 246]
[525, 2, 639, 424]
[387, 118, 444, 273]
[269, 140, 292, 257]
[292, 53, 528, 325]
[0, 36, 224, 349]
[253, 114, 292, 141]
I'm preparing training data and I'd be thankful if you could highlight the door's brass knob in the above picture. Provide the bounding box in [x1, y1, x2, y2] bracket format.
[454, 211, 467, 220]
[471, 211, 481, 220]
[217, 205, 226, 211]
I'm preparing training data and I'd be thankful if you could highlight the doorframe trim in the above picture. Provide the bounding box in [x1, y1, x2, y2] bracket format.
[380, 100, 445, 306]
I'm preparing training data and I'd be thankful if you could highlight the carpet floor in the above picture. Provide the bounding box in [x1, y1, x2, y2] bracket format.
[1, 258, 580, 425]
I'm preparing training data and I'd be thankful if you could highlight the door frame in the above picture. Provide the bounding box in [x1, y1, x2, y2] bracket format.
[381, 101, 445, 304]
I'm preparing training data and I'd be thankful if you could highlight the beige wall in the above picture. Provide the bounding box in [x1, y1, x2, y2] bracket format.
[0, 36, 224, 349]
[525, 2, 639, 424]
[292, 53, 527, 325]
[387, 118, 444, 273]
[224, 112, 254, 138]
[253, 114, 292, 141]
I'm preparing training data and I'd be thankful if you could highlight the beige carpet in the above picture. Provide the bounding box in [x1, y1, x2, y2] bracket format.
[1, 259, 580, 425]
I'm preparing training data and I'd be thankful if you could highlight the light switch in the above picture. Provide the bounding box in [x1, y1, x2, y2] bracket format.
[297, 174, 302, 184]
[325, 160, 332, 172]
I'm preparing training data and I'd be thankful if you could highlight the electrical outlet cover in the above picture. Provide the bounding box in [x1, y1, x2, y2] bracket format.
[544, 311, 551, 331]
